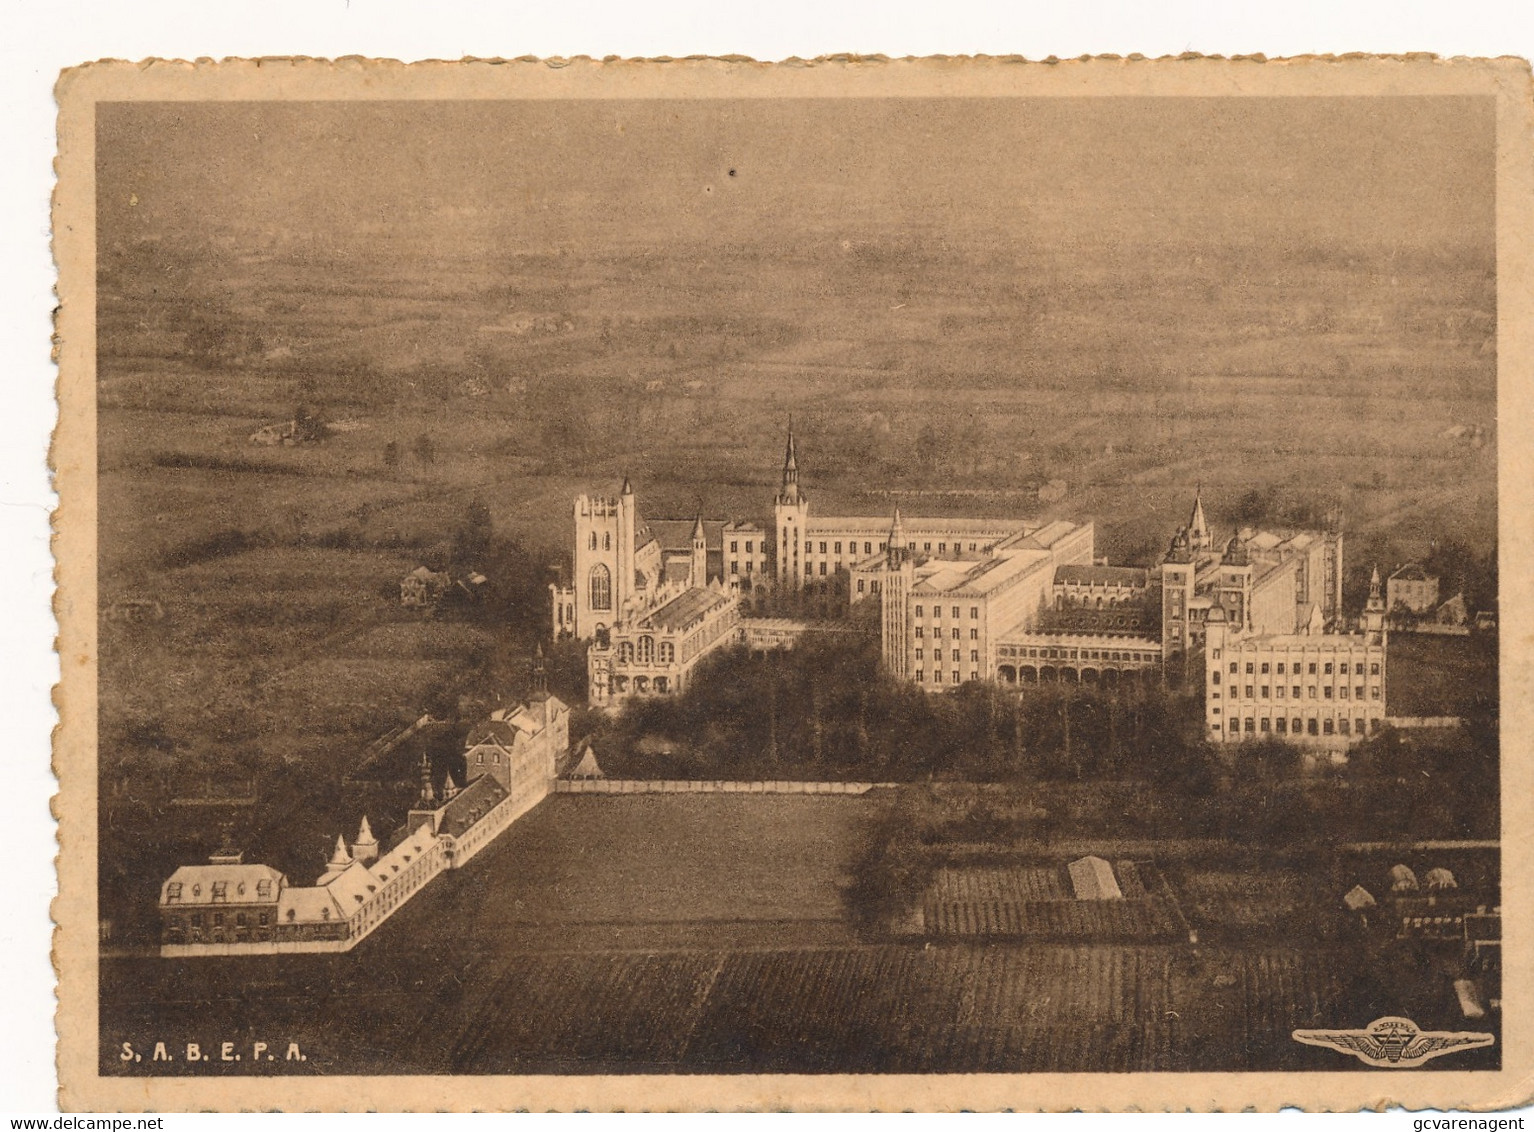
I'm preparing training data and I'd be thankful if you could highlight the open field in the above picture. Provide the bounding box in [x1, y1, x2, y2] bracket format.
[107, 940, 1490, 1075]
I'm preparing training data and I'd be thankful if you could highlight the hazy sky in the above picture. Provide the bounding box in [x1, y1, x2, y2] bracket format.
[98, 96, 1496, 259]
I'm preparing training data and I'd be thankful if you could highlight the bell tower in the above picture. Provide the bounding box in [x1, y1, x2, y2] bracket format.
[880, 509, 914, 679]
[774, 419, 810, 589]
[690, 513, 708, 587]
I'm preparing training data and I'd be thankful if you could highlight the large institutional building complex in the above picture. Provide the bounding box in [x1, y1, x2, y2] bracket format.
[553, 425, 1383, 749]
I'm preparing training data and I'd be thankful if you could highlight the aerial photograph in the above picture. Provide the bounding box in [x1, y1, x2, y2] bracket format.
[94, 92, 1499, 1075]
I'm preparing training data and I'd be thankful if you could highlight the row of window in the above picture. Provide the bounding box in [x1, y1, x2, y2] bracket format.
[588, 531, 612, 551]
[167, 910, 272, 930]
[728, 561, 756, 573]
[804, 539, 991, 558]
[164, 878, 274, 904]
[915, 627, 978, 640]
[608, 674, 671, 694]
[1222, 715, 1380, 737]
[1227, 660, 1380, 677]
[616, 638, 677, 664]
[1216, 681, 1382, 702]
[1006, 646, 1154, 663]
[855, 578, 884, 594]
[914, 605, 981, 619]
[727, 540, 757, 554]
[915, 649, 981, 663]
[915, 669, 981, 685]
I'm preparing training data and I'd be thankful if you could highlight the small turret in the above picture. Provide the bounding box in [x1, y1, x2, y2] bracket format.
[529, 641, 549, 703]
[1222, 532, 1249, 567]
[1362, 562, 1387, 643]
[417, 751, 436, 808]
[1165, 527, 1192, 564]
[323, 834, 352, 880]
[442, 772, 460, 802]
[620, 475, 633, 497]
[352, 816, 379, 863]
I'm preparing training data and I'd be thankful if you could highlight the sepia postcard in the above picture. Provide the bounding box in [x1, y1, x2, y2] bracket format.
[52, 55, 1534, 1111]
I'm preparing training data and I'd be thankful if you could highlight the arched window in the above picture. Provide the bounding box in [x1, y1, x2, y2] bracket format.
[589, 531, 598, 550]
[618, 641, 634, 663]
[589, 564, 612, 610]
[604, 532, 611, 551]
[638, 636, 655, 663]
[595, 624, 610, 648]
[659, 641, 675, 663]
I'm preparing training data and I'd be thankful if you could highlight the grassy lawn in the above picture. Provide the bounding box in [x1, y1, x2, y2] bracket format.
[378, 793, 893, 952]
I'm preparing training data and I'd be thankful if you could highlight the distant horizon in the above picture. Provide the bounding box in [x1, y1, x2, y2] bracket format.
[98, 96, 1497, 266]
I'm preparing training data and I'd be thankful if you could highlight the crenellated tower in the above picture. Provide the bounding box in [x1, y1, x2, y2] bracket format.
[568, 477, 637, 640]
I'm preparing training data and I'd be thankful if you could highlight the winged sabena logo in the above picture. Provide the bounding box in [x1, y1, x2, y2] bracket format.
[1293, 1016, 1494, 1067]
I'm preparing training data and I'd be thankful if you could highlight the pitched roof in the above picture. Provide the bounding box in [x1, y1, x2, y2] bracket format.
[640, 587, 731, 632]
[161, 863, 284, 906]
[319, 858, 381, 913]
[437, 774, 510, 839]
[1343, 884, 1377, 911]
[276, 884, 345, 924]
[1068, 856, 1123, 901]
[465, 719, 517, 748]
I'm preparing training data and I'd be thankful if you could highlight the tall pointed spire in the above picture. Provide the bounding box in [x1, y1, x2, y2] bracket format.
[887, 507, 906, 565]
[531, 641, 548, 699]
[782, 417, 798, 487]
[1189, 484, 1208, 539]
[620, 474, 633, 496]
[327, 834, 351, 871]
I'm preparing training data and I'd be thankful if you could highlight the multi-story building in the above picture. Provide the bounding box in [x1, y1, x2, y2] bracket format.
[874, 509, 1096, 690]
[1388, 563, 1441, 615]
[551, 433, 1381, 742]
[587, 582, 740, 708]
[1203, 564, 1388, 751]
[1160, 492, 1345, 682]
[158, 682, 567, 957]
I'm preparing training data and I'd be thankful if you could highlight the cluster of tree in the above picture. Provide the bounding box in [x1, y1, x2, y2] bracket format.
[1421, 537, 1498, 616]
[1228, 485, 1340, 532]
[589, 634, 1216, 785]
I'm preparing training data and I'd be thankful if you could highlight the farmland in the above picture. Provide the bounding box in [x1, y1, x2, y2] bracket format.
[99, 793, 1498, 1074]
[106, 942, 1403, 1076]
